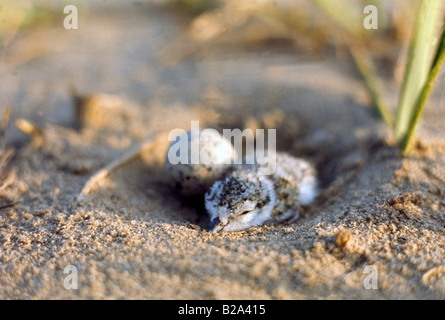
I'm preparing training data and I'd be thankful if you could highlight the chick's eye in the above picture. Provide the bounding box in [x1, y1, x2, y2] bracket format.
[238, 210, 251, 216]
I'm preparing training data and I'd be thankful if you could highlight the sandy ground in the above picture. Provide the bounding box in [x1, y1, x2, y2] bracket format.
[0, 3, 444, 299]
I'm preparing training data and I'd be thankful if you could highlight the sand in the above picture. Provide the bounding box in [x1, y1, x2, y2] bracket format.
[0, 3, 444, 299]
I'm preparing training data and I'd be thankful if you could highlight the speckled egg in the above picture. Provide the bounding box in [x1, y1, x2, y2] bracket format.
[164, 128, 237, 197]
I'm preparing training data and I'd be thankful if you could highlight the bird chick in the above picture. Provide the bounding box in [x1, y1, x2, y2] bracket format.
[205, 152, 318, 232]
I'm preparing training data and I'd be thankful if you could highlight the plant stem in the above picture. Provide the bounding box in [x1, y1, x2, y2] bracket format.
[401, 25, 445, 154]
[349, 45, 394, 128]
[394, 0, 445, 141]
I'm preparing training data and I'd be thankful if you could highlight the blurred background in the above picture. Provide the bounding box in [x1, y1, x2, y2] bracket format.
[0, 0, 441, 146]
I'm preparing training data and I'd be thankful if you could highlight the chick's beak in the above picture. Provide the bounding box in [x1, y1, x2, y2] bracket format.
[210, 217, 223, 233]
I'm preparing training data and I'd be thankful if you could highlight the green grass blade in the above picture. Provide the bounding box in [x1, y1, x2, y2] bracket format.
[401, 23, 445, 154]
[312, 0, 363, 36]
[349, 45, 394, 128]
[394, 0, 445, 140]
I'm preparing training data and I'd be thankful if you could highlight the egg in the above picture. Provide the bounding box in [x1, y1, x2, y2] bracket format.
[164, 128, 237, 197]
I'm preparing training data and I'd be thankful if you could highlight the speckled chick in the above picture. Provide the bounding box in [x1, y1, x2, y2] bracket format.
[205, 152, 318, 232]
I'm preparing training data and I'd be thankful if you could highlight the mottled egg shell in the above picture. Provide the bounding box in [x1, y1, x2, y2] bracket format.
[164, 129, 237, 197]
